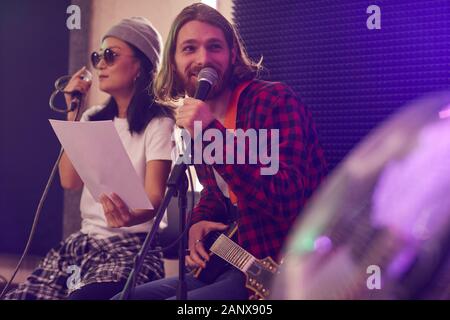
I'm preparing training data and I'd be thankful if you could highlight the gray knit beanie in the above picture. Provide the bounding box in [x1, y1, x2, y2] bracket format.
[102, 17, 162, 68]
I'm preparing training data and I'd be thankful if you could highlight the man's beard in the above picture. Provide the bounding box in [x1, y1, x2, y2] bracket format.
[178, 63, 233, 100]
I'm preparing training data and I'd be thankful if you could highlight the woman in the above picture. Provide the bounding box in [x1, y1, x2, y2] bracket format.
[4, 17, 174, 300]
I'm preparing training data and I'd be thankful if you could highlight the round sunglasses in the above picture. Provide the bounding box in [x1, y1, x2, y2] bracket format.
[90, 48, 134, 69]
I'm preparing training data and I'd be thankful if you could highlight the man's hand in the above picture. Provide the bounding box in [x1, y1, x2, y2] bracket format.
[176, 97, 216, 137]
[186, 221, 228, 269]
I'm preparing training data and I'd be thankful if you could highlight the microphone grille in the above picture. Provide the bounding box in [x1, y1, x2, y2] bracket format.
[198, 67, 219, 87]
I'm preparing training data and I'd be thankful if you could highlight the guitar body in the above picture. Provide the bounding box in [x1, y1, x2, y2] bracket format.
[193, 221, 280, 299]
[245, 256, 279, 299]
[194, 221, 238, 284]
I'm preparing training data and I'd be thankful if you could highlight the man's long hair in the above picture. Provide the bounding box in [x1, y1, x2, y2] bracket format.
[153, 2, 262, 102]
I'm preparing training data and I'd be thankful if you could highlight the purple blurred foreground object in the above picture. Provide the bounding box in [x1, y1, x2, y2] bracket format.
[271, 91, 450, 300]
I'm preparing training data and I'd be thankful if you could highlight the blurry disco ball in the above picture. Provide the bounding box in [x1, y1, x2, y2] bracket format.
[271, 92, 450, 300]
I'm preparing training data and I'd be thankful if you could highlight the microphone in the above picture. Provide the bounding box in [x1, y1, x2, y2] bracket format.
[49, 69, 92, 114]
[68, 69, 92, 111]
[69, 91, 82, 112]
[175, 67, 219, 157]
[147, 67, 219, 302]
[194, 67, 219, 101]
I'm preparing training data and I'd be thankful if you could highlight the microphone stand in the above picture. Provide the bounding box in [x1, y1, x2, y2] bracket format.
[120, 66, 217, 299]
[170, 163, 189, 300]
[119, 161, 190, 300]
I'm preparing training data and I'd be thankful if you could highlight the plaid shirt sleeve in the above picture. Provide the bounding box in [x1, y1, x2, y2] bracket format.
[189, 81, 327, 261]
[204, 82, 327, 223]
[189, 172, 229, 225]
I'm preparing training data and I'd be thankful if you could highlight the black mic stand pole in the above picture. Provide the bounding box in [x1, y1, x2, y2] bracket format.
[168, 163, 189, 300]
[119, 161, 190, 300]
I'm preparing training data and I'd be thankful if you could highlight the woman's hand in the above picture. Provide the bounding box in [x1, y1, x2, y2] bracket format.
[64, 66, 92, 120]
[99, 193, 151, 228]
[99, 161, 172, 228]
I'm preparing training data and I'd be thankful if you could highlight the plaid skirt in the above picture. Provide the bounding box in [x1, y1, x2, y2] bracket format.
[3, 231, 164, 300]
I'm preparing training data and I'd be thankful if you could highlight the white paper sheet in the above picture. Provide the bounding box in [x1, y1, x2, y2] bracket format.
[49, 119, 152, 210]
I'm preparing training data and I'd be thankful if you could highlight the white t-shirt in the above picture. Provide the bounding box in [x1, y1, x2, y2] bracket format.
[78, 105, 174, 238]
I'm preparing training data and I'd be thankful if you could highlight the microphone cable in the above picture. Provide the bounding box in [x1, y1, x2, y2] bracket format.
[0, 106, 81, 299]
[49, 70, 91, 113]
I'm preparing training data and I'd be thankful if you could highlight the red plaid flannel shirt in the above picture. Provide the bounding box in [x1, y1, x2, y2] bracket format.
[190, 80, 327, 261]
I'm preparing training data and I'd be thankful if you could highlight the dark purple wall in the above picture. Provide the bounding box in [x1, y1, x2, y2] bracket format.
[233, 0, 450, 170]
[0, 0, 69, 255]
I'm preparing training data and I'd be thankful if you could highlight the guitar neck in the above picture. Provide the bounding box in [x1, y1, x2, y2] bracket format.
[210, 234, 256, 272]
